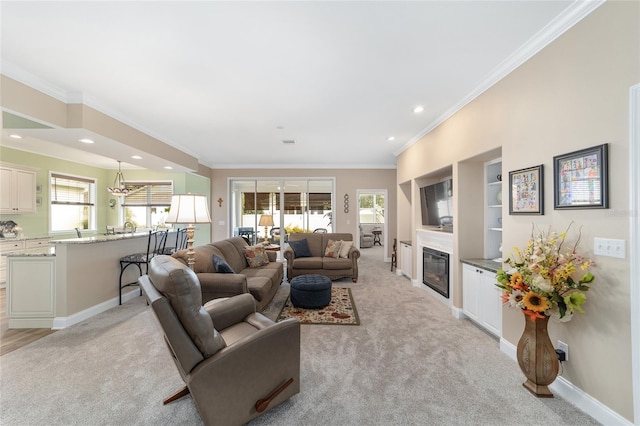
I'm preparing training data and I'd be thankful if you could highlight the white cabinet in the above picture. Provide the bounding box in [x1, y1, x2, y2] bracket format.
[462, 263, 502, 337]
[484, 159, 502, 260]
[0, 238, 50, 284]
[0, 164, 37, 214]
[7, 255, 56, 328]
[400, 242, 412, 278]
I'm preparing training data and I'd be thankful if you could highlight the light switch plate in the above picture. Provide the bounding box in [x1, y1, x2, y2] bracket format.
[594, 237, 626, 259]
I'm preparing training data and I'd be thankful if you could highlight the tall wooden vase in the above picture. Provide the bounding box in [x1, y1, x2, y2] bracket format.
[516, 313, 559, 397]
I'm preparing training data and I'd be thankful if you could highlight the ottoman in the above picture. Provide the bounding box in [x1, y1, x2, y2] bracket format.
[290, 274, 332, 309]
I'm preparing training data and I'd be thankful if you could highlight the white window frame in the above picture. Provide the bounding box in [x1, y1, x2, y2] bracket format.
[49, 171, 97, 234]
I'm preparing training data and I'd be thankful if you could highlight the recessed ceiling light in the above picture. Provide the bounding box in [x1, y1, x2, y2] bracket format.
[164, 166, 173, 170]
[413, 106, 424, 113]
[131, 155, 142, 160]
[387, 136, 396, 141]
[79, 138, 95, 144]
[9, 134, 22, 139]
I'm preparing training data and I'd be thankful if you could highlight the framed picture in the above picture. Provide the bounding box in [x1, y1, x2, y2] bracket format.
[553, 143, 608, 209]
[509, 165, 544, 215]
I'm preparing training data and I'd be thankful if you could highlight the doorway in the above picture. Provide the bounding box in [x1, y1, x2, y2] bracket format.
[356, 189, 388, 261]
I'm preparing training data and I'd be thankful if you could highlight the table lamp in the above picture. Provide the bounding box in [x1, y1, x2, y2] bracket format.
[165, 194, 211, 270]
[259, 214, 274, 245]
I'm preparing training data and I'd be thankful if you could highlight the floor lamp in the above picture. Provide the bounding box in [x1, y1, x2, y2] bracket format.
[165, 194, 211, 270]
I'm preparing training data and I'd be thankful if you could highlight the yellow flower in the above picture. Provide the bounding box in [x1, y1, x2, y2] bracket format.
[522, 292, 549, 312]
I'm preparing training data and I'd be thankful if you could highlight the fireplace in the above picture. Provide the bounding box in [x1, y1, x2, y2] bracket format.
[423, 247, 450, 298]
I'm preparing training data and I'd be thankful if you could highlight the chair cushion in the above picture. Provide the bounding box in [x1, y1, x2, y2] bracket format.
[212, 254, 235, 273]
[244, 245, 270, 268]
[324, 239, 342, 258]
[339, 240, 353, 258]
[289, 239, 312, 258]
[148, 255, 226, 358]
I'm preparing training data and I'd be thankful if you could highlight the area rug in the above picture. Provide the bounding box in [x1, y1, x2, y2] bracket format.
[276, 287, 360, 325]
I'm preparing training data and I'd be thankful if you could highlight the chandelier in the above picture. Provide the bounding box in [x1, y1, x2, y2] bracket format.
[107, 160, 130, 194]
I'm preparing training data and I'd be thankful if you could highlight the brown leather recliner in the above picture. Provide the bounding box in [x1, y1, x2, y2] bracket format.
[139, 255, 300, 425]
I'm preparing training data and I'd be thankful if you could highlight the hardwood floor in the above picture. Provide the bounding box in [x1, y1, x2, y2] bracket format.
[0, 288, 56, 356]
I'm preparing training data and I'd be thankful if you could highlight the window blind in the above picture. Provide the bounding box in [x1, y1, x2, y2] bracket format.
[51, 173, 95, 206]
[121, 182, 173, 206]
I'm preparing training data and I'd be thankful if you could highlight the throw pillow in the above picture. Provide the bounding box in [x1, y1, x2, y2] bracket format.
[212, 254, 235, 274]
[339, 240, 353, 258]
[289, 239, 312, 258]
[324, 239, 342, 258]
[244, 245, 270, 268]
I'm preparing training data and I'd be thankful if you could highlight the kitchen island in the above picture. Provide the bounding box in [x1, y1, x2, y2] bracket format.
[7, 232, 155, 329]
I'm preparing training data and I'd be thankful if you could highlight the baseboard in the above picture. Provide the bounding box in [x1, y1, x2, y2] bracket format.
[450, 306, 465, 319]
[500, 338, 631, 425]
[52, 289, 140, 330]
[9, 318, 54, 328]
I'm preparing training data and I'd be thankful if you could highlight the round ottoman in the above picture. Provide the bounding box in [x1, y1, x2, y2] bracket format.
[290, 274, 332, 309]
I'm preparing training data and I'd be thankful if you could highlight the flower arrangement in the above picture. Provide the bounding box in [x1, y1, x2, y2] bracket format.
[496, 223, 595, 322]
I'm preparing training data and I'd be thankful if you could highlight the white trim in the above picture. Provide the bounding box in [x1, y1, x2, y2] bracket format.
[394, 0, 606, 157]
[500, 339, 631, 425]
[629, 83, 640, 425]
[52, 289, 139, 330]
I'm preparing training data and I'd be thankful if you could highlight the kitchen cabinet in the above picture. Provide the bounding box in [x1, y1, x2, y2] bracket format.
[462, 263, 502, 337]
[0, 164, 37, 214]
[0, 238, 50, 285]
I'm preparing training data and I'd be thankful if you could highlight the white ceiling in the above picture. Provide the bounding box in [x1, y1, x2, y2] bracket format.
[0, 1, 600, 171]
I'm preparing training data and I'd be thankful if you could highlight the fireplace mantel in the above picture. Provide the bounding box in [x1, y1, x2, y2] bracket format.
[416, 228, 453, 254]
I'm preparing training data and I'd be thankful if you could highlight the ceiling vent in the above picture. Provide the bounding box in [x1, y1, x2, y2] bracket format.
[282, 140, 296, 145]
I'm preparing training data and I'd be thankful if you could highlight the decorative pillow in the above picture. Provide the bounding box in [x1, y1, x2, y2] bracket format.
[244, 245, 270, 268]
[339, 240, 353, 258]
[289, 239, 312, 258]
[212, 254, 235, 273]
[324, 239, 342, 258]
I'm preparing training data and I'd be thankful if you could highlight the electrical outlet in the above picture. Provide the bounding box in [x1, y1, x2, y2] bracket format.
[558, 341, 569, 362]
[594, 237, 626, 259]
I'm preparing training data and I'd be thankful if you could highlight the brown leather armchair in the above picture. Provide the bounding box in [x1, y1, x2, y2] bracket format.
[139, 255, 300, 425]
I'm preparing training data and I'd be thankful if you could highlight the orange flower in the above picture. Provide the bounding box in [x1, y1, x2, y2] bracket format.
[523, 309, 545, 322]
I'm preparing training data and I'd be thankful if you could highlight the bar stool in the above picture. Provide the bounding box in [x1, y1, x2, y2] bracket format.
[119, 229, 168, 304]
[161, 228, 188, 255]
[391, 238, 398, 272]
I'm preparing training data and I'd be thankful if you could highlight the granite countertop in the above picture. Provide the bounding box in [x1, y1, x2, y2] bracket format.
[7, 248, 56, 257]
[0, 234, 51, 241]
[460, 258, 503, 273]
[50, 232, 149, 244]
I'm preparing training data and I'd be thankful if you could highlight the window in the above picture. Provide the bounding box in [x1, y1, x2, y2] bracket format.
[50, 172, 96, 232]
[121, 181, 173, 228]
[359, 193, 385, 224]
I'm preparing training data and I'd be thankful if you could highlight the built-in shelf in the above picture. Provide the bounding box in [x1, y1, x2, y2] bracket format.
[485, 159, 502, 259]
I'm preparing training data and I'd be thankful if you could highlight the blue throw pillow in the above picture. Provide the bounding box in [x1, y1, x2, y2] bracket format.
[289, 239, 312, 258]
[212, 254, 235, 273]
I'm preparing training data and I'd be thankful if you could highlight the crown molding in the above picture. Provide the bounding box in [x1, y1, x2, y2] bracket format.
[208, 162, 397, 170]
[394, 0, 606, 158]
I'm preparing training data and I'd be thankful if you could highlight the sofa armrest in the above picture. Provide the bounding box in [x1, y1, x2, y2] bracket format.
[205, 293, 256, 330]
[197, 273, 248, 305]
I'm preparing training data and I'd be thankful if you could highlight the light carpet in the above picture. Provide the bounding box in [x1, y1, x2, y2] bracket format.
[0, 245, 600, 425]
[276, 287, 359, 325]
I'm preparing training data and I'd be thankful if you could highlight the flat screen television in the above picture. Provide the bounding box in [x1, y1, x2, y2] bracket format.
[420, 179, 453, 230]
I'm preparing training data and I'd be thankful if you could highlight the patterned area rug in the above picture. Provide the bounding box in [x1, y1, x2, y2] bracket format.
[276, 287, 360, 325]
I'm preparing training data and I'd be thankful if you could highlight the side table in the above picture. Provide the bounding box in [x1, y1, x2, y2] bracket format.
[372, 230, 382, 246]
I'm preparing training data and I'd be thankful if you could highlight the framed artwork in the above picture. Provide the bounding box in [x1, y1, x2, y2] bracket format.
[509, 165, 544, 215]
[553, 143, 608, 209]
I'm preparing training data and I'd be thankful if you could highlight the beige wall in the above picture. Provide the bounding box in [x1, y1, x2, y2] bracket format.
[210, 168, 397, 256]
[396, 2, 638, 421]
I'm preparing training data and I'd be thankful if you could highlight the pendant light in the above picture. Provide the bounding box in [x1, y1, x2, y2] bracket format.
[107, 160, 130, 194]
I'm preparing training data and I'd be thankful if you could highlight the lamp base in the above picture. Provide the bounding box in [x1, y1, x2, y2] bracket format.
[186, 224, 195, 270]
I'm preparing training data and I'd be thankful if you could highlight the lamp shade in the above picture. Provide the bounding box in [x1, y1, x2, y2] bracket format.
[259, 214, 274, 227]
[165, 194, 211, 224]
